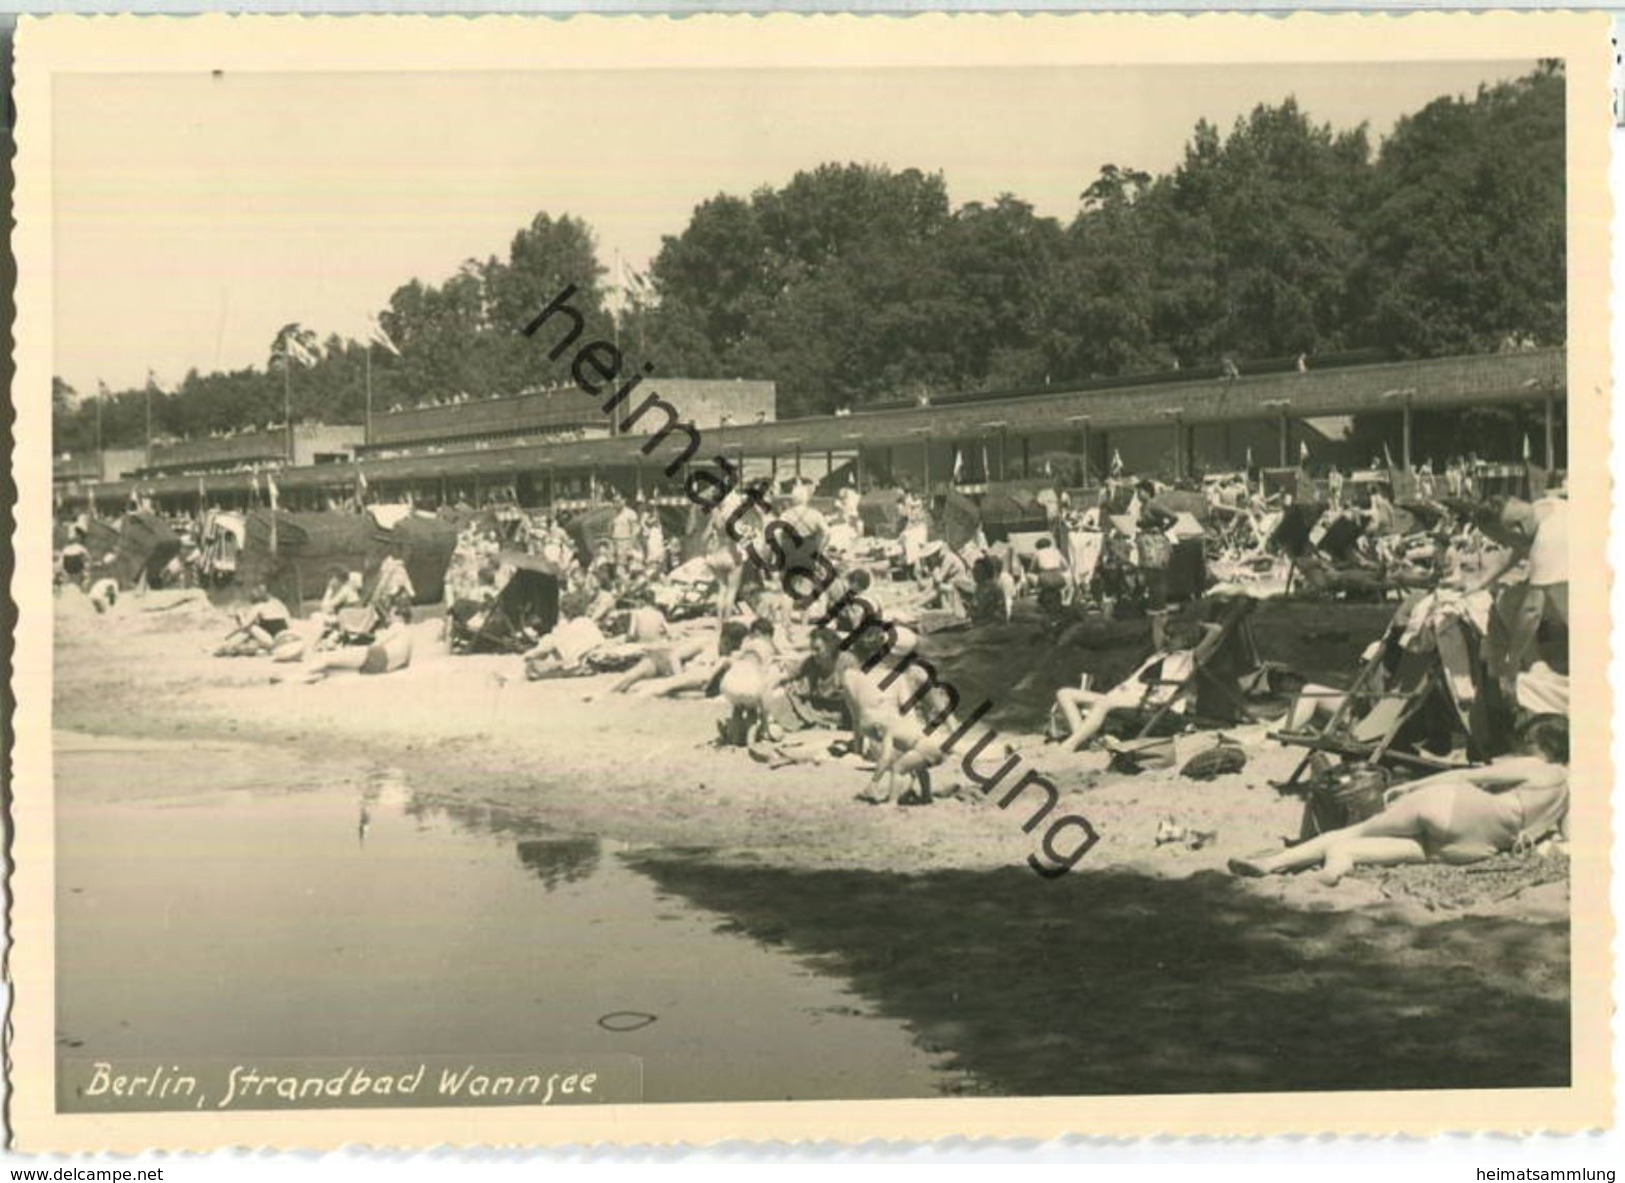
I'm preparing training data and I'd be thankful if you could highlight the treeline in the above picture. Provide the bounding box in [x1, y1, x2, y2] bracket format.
[55, 63, 1564, 453]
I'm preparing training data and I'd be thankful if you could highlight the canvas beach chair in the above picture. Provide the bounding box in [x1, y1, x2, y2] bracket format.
[1093, 596, 1296, 744]
[1270, 593, 1490, 791]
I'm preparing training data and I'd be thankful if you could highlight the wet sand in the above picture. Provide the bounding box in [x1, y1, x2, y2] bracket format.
[48, 587, 1572, 1096]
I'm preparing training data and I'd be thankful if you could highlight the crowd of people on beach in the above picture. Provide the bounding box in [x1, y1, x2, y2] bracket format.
[55, 446, 1573, 888]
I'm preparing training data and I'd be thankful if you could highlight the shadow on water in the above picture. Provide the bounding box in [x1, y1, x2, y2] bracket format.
[628, 856, 1570, 1097]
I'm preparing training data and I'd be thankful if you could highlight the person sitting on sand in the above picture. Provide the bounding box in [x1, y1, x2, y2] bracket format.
[315, 567, 364, 640]
[623, 599, 670, 645]
[370, 547, 415, 615]
[1229, 715, 1568, 885]
[304, 603, 415, 683]
[216, 585, 293, 656]
[920, 540, 975, 617]
[60, 537, 90, 588]
[969, 551, 1017, 624]
[87, 576, 120, 614]
[713, 617, 792, 746]
[1029, 536, 1072, 609]
[582, 566, 620, 627]
[833, 568, 920, 656]
[839, 630, 949, 805]
[1052, 618, 1225, 752]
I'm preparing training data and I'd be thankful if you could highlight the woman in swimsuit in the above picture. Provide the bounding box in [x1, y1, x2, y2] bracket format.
[705, 487, 765, 634]
[1230, 715, 1568, 884]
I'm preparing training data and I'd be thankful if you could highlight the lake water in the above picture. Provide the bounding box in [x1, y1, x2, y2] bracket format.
[55, 734, 957, 1104]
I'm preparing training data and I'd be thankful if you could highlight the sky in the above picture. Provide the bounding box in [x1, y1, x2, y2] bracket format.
[52, 60, 1535, 393]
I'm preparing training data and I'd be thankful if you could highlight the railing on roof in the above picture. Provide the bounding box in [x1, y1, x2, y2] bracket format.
[370, 387, 605, 447]
[147, 431, 286, 470]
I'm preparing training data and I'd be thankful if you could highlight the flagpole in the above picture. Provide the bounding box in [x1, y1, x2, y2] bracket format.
[95, 385, 104, 480]
[365, 343, 373, 447]
[283, 343, 294, 465]
[144, 379, 153, 470]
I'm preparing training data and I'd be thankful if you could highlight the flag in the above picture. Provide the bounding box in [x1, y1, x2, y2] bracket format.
[284, 336, 319, 368]
[267, 471, 280, 511]
[366, 315, 402, 358]
[1299, 439, 1310, 466]
[1382, 442, 1395, 470]
[847, 465, 856, 487]
[1110, 448, 1124, 477]
[357, 469, 369, 499]
[952, 448, 964, 483]
[1043, 458, 1052, 477]
[1522, 434, 1532, 463]
[981, 445, 990, 482]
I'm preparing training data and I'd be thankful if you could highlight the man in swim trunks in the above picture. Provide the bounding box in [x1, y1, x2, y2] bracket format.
[304, 604, 415, 682]
[1230, 715, 1568, 884]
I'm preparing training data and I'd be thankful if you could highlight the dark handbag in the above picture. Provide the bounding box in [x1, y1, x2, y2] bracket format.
[1300, 763, 1391, 839]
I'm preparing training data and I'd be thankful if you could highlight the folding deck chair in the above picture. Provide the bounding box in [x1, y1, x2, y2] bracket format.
[1269, 618, 1479, 792]
[1122, 596, 1293, 740]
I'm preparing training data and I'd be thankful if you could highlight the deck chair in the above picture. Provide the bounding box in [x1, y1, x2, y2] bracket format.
[1124, 597, 1290, 740]
[1270, 621, 1478, 791]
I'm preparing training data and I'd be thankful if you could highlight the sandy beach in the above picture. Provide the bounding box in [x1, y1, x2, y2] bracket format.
[50, 586, 1572, 1096]
[53, 586, 1570, 913]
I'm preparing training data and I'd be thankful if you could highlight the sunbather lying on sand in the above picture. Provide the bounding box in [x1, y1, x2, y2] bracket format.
[1229, 715, 1568, 885]
[303, 604, 415, 683]
[601, 632, 717, 697]
[522, 612, 608, 679]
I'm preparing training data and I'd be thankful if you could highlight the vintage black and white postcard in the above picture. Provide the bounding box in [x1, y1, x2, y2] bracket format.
[6, 10, 1614, 1151]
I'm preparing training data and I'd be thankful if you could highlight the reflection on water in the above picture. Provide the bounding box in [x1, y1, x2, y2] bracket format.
[516, 837, 601, 893]
[55, 735, 956, 1103]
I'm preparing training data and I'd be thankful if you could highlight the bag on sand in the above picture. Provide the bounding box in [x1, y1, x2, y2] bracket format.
[1300, 763, 1391, 839]
[1105, 734, 1177, 775]
[1180, 739, 1247, 781]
